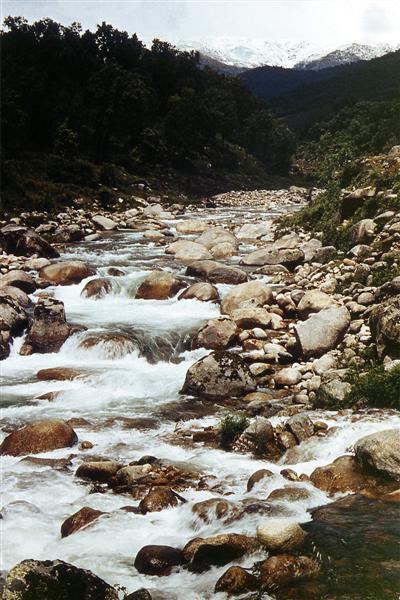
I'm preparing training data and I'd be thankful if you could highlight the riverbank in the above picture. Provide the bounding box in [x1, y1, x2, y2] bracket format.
[1, 185, 399, 599]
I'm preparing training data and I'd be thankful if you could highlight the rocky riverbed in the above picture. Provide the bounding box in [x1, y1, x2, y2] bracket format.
[1, 185, 399, 600]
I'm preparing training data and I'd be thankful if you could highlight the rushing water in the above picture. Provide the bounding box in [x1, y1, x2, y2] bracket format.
[1, 205, 399, 599]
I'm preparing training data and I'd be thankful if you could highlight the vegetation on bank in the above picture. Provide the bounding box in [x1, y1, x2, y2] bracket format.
[344, 363, 400, 410]
[1, 17, 296, 213]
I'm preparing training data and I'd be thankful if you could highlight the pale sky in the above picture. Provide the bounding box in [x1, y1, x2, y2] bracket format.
[1, 0, 400, 46]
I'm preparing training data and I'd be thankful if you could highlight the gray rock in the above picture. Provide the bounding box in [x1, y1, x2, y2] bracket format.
[186, 260, 247, 284]
[241, 247, 304, 269]
[221, 281, 273, 315]
[92, 215, 118, 231]
[355, 429, 400, 481]
[297, 290, 338, 320]
[369, 295, 400, 358]
[294, 307, 351, 359]
[192, 317, 238, 350]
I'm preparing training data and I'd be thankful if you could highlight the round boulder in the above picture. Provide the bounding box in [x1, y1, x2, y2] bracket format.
[355, 429, 400, 481]
[40, 261, 94, 286]
[178, 282, 219, 302]
[192, 317, 238, 350]
[135, 271, 186, 300]
[0, 419, 78, 456]
[256, 518, 306, 551]
[134, 545, 185, 576]
[215, 566, 258, 595]
[221, 281, 273, 316]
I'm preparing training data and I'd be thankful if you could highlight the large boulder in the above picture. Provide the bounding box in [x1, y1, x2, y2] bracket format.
[2, 559, 118, 600]
[134, 545, 185, 576]
[241, 247, 304, 269]
[256, 518, 306, 551]
[183, 533, 259, 572]
[92, 215, 118, 231]
[135, 271, 186, 300]
[236, 222, 271, 239]
[0, 224, 59, 258]
[294, 306, 350, 359]
[310, 455, 380, 495]
[230, 307, 271, 328]
[297, 290, 338, 320]
[40, 261, 94, 286]
[259, 554, 320, 591]
[369, 295, 400, 358]
[195, 227, 237, 250]
[176, 220, 209, 234]
[192, 317, 238, 350]
[139, 487, 183, 513]
[350, 218, 376, 245]
[0, 270, 36, 294]
[166, 240, 212, 261]
[0, 419, 78, 456]
[214, 566, 258, 594]
[81, 278, 112, 299]
[20, 298, 79, 354]
[181, 351, 256, 399]
[355, 429, 400, 481]
[61, 507, 105, 537]
[186, 260, 247, 285]
[178, 282, 219, 302]
[0, 287, 29, 358]
[221, 281, 273, 315]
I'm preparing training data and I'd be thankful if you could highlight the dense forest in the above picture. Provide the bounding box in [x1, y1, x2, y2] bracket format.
[1, 17, 295, 211]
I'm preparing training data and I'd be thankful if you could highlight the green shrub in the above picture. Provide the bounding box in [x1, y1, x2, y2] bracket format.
[219, 412, 249, 448]
[371, 262, 400, 287]
[345, 364, 400, 409]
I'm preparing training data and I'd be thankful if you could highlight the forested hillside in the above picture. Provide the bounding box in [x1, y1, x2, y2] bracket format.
[1, 17, 295, 212]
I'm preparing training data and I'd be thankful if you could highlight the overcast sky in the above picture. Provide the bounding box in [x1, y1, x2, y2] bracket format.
[2, 0, 400, 46]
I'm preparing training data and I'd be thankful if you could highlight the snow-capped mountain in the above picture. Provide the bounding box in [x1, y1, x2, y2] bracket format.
[175, 38, 398, 70]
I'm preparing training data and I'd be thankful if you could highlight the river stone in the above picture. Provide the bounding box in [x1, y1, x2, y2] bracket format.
[2, 559, 118, 600]
[241, 247, 304, 269]
[294, 306, 350, 359]
[78, 332, 137, 359]
[176, 220, 208, 234]
[61, 506, 105, 537]
[300, 238, 322, 261]
[139, 487, 182, 513]
[75, 460, 122, 484]
[286, 413, 314, 442]
[192, 317, 238, 350]
[195, 227, 237, 250]
[267, 487, 312, 502]
[40, 261, 94, 286]
[210, 241, 237, 259]
[178, 282, 219, 302]
[221, 281, 273, 315]
[259, 554, 320, 591]
[192, 498, 238, 524]
[20, 298, 77, 354]
[37, 367, 82, 381]
[0, 419, 78, 456]
[0, 270, 36, 294]
[0, 224, 59, 259]
[272, 232, 301, 250]
[350, 218, 376, 245]
[166, 240, 212, 261]
[134, 545, 185, 576]
[313, 245, 337, 264]
[236, 222, 271, 239]
[125, 590, 152, 600]
[247, 469, 274, 492]
[115, 464, 153, 487]
[256, 518, 306, 551]
[274, 367, 302, 387]
[92, 215, 118, 231]
[310, 455, 380, 495]
[186, 260, 247, 284]
[214, 566, 258, 594]
[231, 307, 271, 328]
[81, 278, 112, 299]
[135, 271, 186, 300]
[297, 290, 338, 320]
[183, 533, 259, 572]
[355, 429, 400, 481]
[369, 295, 400, 358]
[181, 351, 256, 399]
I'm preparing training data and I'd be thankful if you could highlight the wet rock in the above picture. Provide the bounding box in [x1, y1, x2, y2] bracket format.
[221, 281, 273, 315]
[297, 290, 338, 320]
[214, 565, 258, 595]
[294, 307, 351, 359]
[92, 215, 118, 230]
[139, 487, 183, 513]
[178, 282, 219, 302]
[2, 559, 118, 599]
[241, 247, 304, 269]
[135, 271, 186, 300]
[355, 429, 400, 481]
[192, 317, 238, 350]
[40, 261, 94, 286]
[286, 413, 314, 442]
[134, 545, 185, 576]
[183, 533, 259, 572]
[61, 506, 105, 537]
[267, 487, 311, 502]
[274, 367, 302, 387]
[37, 367, 82, 381]
[78, 332, 137, 359]
[195, 227, 238, 250]
[0, 419, 78, 456]
[114, 464, 153, 487]
[256, 518, 306, 551]
[181, 351, 256, 399]
[310, 455, 381, 495]
[125, 590, 152, 600]
[166, 240, 212, 261]
[210, 242, 237, 259]
[0, 224, 59, 258]
[176, 220, 208, 234]
[186, 260, 247, 285]
[192, 498, 238, 523]
[0, 270, 36, 294]
[20, 298, 78, 354]
[369, 295, 400, 358]
[75, 460, 122, 484]
[259, 554, 320, 591]
[247, 469, 273, 492]
[231, 307, 271, 328]
[276, 430, 297, 450]
[81, 278, 112, 299]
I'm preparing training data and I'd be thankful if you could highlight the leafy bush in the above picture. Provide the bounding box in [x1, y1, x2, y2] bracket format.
[345, 364, 400, 409]
[219, 412, 249, 448]
[371, 262, 400, 287]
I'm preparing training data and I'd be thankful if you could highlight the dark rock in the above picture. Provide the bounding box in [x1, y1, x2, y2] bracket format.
[0, 270, 36, 294]
[214, 565, 258, 595]
[0, 224, 59, 258]
[183, 533, 259, 572]
[134, 545, 185, 576]
[81, 278, 112, 299]
[259, 554, 320, 591]
[61, 507, 105, 537]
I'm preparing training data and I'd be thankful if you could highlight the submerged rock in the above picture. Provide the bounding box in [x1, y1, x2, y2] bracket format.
[181, 351, 256, 399]
[259, 554, 320, 591]
[139, 487, 183, 513]
[81, 278, 112, 299]
[0, 419, 78, 456]
[61, 506, 105, 537]
[183, 533, 259, 572]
